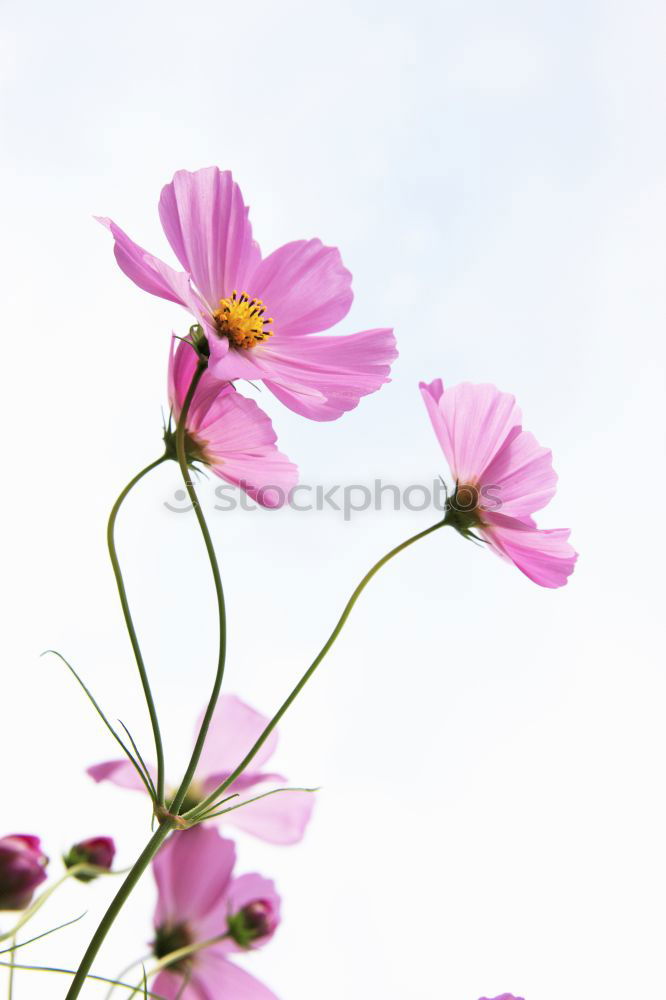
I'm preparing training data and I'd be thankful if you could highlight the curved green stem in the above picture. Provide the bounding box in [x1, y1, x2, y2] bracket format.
[64, 822, 174, 1000]
[187, 519, 446, 821]
[108, 455, 168, 805]
[168, 360, 228, 815]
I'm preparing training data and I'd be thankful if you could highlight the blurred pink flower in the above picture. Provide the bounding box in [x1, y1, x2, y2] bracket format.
[420, 379, 577, 588]
[151, 826, 279, 999]
[88, 695, 314, 844]
[166, 336, 298, 508]
[479, 995, 525, 1000]
[99, 166, 397, 420]
[0, 835, 48, 910]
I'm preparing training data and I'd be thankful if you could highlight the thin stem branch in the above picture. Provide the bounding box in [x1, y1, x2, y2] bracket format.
[64, 822, 174, 1000]
[108, 455, 169, 804]
[187, 519, 446, 821]
[7, 935, 15, 1000]
[0, 864, 113, 943]
[168, 360, 228, 815]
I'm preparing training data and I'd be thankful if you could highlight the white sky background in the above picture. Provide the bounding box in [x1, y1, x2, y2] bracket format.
[1, 0, 665, 997]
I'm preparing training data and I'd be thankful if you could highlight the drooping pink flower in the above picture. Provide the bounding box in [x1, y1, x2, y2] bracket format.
[0, 835, 48, 910]
[99, 167, 397, 420]
[88, 695, 314, 844]
[420, 380, 577, 588]
[151, 826, 280, 1000]
[165, 336, 298, 508]
[63, 836, 116, 881]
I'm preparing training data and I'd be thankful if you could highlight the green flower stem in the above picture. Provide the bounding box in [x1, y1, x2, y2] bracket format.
[0, 960, 164, 997]
[104, 954, 152, 1000]
[168, 359, 228, 816]
[108, 455, 169, 805]
[65, 821, 174, 1000]
[7, 935, 15, 1000]
[186, 518, 447, 822]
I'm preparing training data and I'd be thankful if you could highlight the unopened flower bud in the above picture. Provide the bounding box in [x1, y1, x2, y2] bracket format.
[64, 836, 116, 881]
[0, 834, 48, 910]
[227, 898, 278, 948]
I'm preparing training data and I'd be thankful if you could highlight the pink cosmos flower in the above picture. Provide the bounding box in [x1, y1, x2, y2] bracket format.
[151, 826, 280, 1000]
[420, 380, 577, 588]
[88, 695, 314, 845]
[99, 166, 397, 420]
[166, 336, 298, 508]
[0, 835, 48, 910]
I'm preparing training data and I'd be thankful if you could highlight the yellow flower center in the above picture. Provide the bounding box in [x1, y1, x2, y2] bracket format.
[212, 291, 274, 350]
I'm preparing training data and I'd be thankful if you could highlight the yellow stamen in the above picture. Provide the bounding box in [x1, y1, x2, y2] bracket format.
[213, 290, 274, 349]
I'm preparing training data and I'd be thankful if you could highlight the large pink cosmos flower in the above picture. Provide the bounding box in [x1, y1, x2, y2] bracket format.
[88, 695, 314, 845]
[165, 337, 297, 508]
[99, 167, 397, 420]
[151, 826, 280, 1000]
[420, 380, 577, 588]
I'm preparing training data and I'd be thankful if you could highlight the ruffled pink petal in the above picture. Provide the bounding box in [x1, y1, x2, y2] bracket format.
[247, 238, 353, 337]
[223, 783, 315, 845]
[480, 427, 558, 517]
[207, 328, 397, 421]
[195, 951, 280, 1000]
[195, 695, 278, 781]
[153, 827, 235, 929]
[159, 168, 260, 309]
[87, 759, 153, 794]
[482, 513, 578, 588]
[419, 381, 522, 486]
[96, 217, 201, 313]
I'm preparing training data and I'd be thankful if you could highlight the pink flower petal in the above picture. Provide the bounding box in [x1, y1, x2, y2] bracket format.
[87, 759, 153, 793]
[153, 828, 235, 929]
[159, 168, 260, 309]
[195, 695, 279, 781]
[419, 381, 522, 486]
[195, 951, 280, 1000]
[208, 327, 396, 420]
[247, 238, 353, 337]
[480, 428, 557, 518]
[224, 783, 316, 845]
[96, 217, 199, 311]
[482, 513, 578, 588]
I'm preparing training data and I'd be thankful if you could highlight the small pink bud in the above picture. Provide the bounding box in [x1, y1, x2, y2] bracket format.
[64, 836, 116, 881]
[228, 898, 278, 947]
[0, 834, 48, 910]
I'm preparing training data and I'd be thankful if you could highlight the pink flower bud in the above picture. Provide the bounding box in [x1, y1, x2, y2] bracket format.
[64, 836, 116, 881]
[227, 898, 278, 948]
[0, 834, 48, 910]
